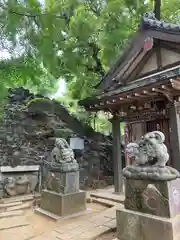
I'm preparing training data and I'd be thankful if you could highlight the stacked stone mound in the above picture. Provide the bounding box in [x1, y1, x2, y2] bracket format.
[0, 88, 125, 188]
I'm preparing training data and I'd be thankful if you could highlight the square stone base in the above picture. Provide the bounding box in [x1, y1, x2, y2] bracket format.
[124, 178, 180, 218]
[40, 190, 86, 217]
[35, 206, 91, 220]
[116, 208, 180, 240]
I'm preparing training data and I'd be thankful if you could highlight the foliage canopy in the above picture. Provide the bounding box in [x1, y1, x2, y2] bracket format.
[0, 0, 180, 99]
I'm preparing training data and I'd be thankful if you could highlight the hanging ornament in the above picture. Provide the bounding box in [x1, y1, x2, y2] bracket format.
[144, 37, 154, 51]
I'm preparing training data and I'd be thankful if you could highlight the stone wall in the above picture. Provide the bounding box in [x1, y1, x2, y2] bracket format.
[0, 88, 125, 188]
[0, 88, 53, 167]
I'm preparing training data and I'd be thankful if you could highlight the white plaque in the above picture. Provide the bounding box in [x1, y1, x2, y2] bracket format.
[70, 137, 84, 150]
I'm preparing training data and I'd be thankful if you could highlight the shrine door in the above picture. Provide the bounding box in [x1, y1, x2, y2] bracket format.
[130, 122, 145, 143]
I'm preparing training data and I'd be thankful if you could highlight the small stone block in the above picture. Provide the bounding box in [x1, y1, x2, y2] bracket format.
[116, 208, 178, 240]
[40, 190, 86, 216]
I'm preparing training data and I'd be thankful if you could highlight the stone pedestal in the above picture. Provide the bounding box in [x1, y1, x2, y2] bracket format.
[38, 168, 87, 219]
[116, 178, 180, 240]
[124, 178, 180, 218]
[117, 208, 179, 240]
[46, 170, 80, 194]
[40, 189, 86, 216]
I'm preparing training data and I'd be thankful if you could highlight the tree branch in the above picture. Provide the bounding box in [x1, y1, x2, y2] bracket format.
[9, 9, 61, 19]
[88, 42, 105, 77]
[8, 8, 74, 27]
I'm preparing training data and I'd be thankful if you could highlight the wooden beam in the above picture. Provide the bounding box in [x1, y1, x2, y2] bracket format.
[126, 95, 132, 99]
[117, 48, 145, 81]
[127, 49, 154, 82]
[152, 88, 168, 94]
[161, 42, 180, 54]
[134, 93, 145, 97]
[145, 30, 180, 44]
[156, 45, 162, 70]
[100, 34, 145, 90]
[152, 87, 173, 102]
[170, 79, 180, 90]
[161, 85, 172, 92]
[142, 90, 157, 96]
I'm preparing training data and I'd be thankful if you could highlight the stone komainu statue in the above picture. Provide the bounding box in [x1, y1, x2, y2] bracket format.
[126, 131, 169, 167]
[51, 138, 75, 164]
[124, 131, 179, 180]
[45, 138, 79, 192]
[46, 138, 79, 172]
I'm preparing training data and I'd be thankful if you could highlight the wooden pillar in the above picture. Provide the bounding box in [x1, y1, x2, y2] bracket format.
[169, 102, 180, 171]
[111, 116, 123, 193]
[124, 122, 130, 166]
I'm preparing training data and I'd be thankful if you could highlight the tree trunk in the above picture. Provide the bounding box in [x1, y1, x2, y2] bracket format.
[154, 0, 161, 20]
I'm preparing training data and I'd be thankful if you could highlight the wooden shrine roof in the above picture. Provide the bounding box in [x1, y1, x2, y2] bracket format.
[97, 12, 180, 91]
[79, 66, 180, 111]
[79, 12, 180, 111]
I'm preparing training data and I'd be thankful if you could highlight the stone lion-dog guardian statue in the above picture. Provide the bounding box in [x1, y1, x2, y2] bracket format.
[123, 131, 179, 181]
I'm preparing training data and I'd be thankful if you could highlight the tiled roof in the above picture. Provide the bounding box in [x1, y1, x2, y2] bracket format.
[79, 66, 180, 106]
[141, 12, 180, 33]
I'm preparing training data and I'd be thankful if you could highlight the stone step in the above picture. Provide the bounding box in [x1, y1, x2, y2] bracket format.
[6, 202, 31, 211]
[35, 207, 61, 220]
[0, 201, 23, 209]
[0, 194, 34, 204]
[0, 210, 24, 218]
[90, 192, 124, 204]
[91, 197, 115, 207]
[35, 207, 92, 221]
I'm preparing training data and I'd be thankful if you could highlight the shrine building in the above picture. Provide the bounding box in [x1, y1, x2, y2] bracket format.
[79, 12, 180, 193]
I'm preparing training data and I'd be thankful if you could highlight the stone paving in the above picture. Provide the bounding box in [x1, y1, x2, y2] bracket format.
[0, 189, 124, 240]
[0, 204, 122, 240]
[34, 205, 119, 240]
